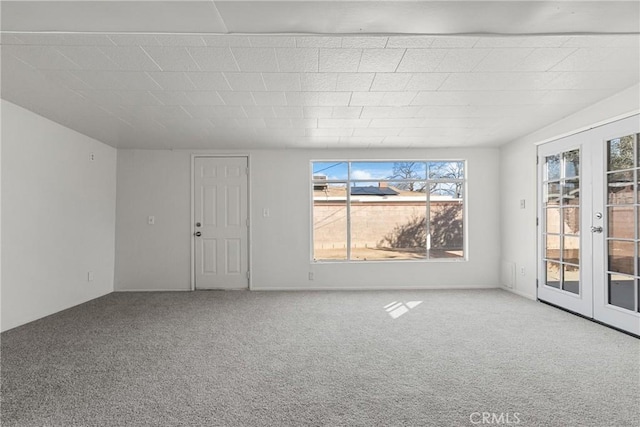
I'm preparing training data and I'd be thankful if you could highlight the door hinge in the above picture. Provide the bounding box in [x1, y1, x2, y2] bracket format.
[536, 217, 539, 226]
[536, 279, 539, 288]
[246, 271, 250, 279]
[536, 156, 539, 165]
[245, 167, 249, 175]
[246, 218, 250, 227]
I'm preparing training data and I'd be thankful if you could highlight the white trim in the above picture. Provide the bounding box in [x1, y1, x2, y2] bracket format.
[533, 110, 640, 146]
[116, 289, 190, 292]
[501, 286, 537, 301]
[190, 154, 251, 292]
[250, 285, 499, 291]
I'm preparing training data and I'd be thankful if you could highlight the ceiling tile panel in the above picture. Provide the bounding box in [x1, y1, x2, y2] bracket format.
[218, 91, 256, 106]
[73, 70, 161, 90]
[154, 35, 206, 47]
[303, 106, 333, 118]
[262, 73, 302, 91]
[318, 119, 370, 128]
[318, 92, 352, 106]
[186, 72, 232, 91]
[186, 91, 226, 106]
[5, 45, 79, 69]
[223, 72, 267, 91]
[186, 47, 239, 71]
[331, 106, 363, 119]
[405, 73, 449, 91]
[397, 49, 448, 72]
[54, 46, 119, 70]
[341, 37, 388, 49]
[249, 36, 296, 48]
[300, 73, 337, 91]
[296, 37, 342, 48]
[252, 92, 287, 106]
[286, 92, 320, 106]
[99, 46, 162, 71]
[430, 37, 479, 48]
[336, 73, 375, 91]
[201, 35, 251, 47]
[474, 48, 535, 72]
[117, 91, 164, 107]
[358, 49, 405, 72]
[370, 73, 412, 91]
[242, 106, 276, 118]
[319, 48, 362, 72]
[273, 106, 304, 118]
[231, 47, 279, 72]
[386, 37, 434, 48]
[512, 48, 577, 72]
[149, 91, 193, 106]
[184, 105, 247, 119]
[107, 34, 160, 47]
[142, 47, 200, 71]
[146, 72, 196, 90]
[275, 48, 319, 72]
[435, 48, 492, 72]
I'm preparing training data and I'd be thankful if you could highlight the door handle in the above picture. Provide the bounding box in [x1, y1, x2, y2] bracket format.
[194, 231, 202, 237]
[590, 226, 603, 233]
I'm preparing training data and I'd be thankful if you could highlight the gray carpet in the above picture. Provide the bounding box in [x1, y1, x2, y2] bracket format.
[1, 289, 639, 426]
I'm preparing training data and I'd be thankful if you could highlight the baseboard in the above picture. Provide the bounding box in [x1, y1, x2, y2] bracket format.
[115, 288, 191, 292]
[250, 285, 500, 291]
[500, 286, 536, 300]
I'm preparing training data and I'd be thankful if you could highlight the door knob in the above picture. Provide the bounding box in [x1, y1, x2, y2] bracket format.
[194, 231, 202, 237]
[195, 222, 201, 227]
[591, 226, 603, 233]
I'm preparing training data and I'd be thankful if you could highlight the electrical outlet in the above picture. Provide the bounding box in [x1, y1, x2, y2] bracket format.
[308, 272, 314, 281]
[89, 153, 95, 161]
[148, 216, 155, 225]
[87, 271, 94, 282]
[519, 199, 526, 209]
[520, 267, 526, 276]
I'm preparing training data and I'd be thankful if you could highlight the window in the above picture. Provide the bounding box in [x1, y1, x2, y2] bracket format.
[312, 160, 465, 262]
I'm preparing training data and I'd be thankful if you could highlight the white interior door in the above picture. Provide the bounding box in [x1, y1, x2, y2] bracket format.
[538, 133, 593, 318]
[538, 115, 640, 336]
[194, 156, 248, 290]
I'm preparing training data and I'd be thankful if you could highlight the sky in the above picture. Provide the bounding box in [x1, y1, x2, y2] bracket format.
[312, 161, 462, 181]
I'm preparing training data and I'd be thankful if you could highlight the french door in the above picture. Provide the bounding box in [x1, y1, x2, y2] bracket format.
[538, 115, 640, 336]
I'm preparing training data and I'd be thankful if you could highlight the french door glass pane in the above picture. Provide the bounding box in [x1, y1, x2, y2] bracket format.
[546, 154, 561, 180]
[546, 235, 560, 260]
[546, 261, 561, 288]
[607, 171, 634, 204]
[545, 182, 561, 205]
[608, 274, 635, 311]
[546, 208, 560, 233]
[608, 206, 635, 239]
[564, 150, 580, 178]
[563, 236, 580, 264]
[562, 179, 580, 205]
[562, 207, 580, 235]
[607, 135, 634, 171]
[563, 264, 580, 294]
[608, 240, 635, 275]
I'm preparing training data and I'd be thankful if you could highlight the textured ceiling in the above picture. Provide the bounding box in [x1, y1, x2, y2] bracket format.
[1, 1, 639, 150]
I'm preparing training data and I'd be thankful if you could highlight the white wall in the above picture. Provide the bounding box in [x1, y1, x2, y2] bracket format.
[499, 84, 640, 299]
[1, 100, 117, 331]
[115, 147, 500, 291]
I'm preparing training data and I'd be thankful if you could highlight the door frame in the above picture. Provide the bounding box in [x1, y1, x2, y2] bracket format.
[190, 154, 252, 291]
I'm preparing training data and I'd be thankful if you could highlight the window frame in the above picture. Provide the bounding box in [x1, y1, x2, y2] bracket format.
[310, 159, 468, 263]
